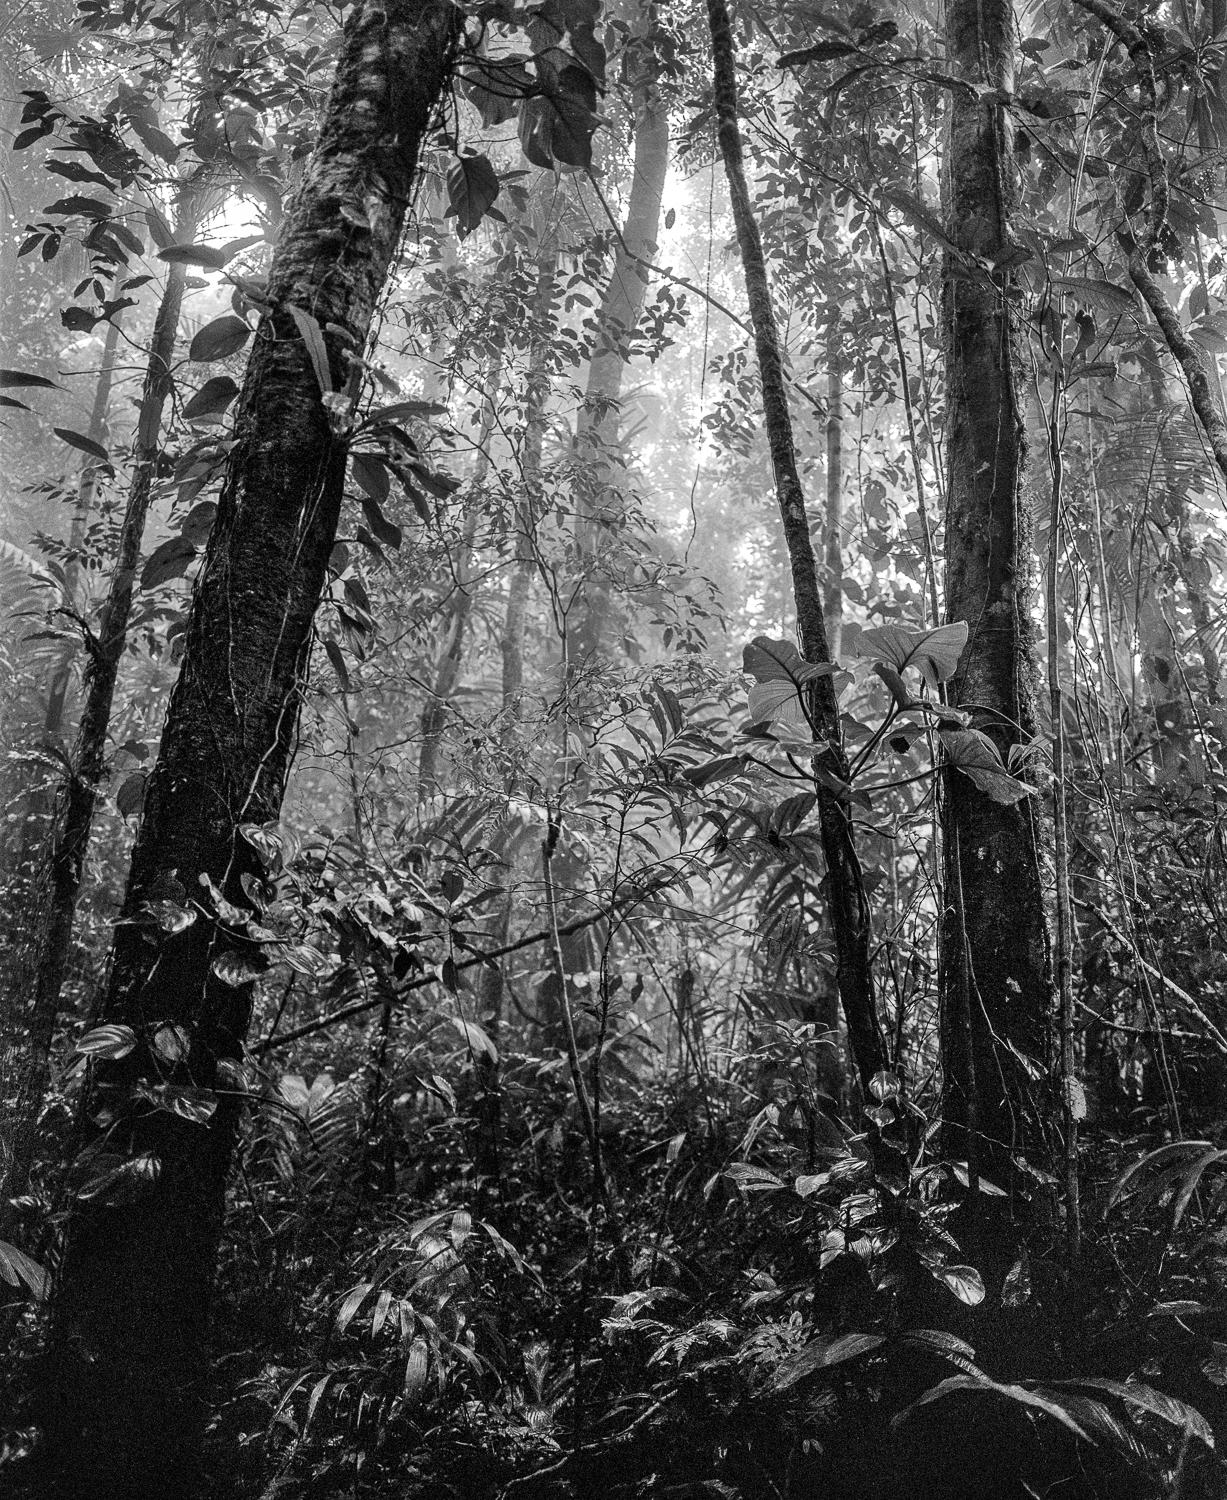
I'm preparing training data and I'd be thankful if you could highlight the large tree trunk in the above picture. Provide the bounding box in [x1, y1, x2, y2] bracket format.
[939, 0, 1054, 1192]
[43, 4, 459, 1493]
[707, 0, 887, 1096]
[569, 0, 669, 670]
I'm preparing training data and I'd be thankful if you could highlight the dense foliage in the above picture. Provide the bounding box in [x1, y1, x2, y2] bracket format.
[2, 0, 1227, 1496]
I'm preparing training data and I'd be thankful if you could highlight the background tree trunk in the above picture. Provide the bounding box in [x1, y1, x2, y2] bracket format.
[707, 0, 887, 1096]
[570, 0, 669, 670]
[43, 4, 459, 1493]
[417, 358, 502, 796]
[939, 0, 1054, 1193]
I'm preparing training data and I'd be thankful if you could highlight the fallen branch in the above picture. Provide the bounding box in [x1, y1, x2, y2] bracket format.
[253, 911, 605, 1054]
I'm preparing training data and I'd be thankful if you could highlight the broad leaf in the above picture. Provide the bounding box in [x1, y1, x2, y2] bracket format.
[940, 728, 1037, 804]
[446, 153, 500, 238]
[141, 535, 198, 590]
[771, 1332, 886, 1391]
[858, 621, 968, 686]
[182, 375, 239, 421]
[928, 1263, 986, 1306]
[189, 314, 251, 362]
[151, 1022, 190, 1064]
[742, 636, 838, 727]
[723, 1162, 785, 1191]
[898, 1374, 1091, 1443]
[1055, 1378, 1215, 1445]
[286, 305, 332, 394]
[76, 1023, 137, 1059]
[451, 1016, 498, 1061]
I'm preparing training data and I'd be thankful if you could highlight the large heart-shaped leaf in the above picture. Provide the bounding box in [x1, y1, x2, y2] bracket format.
[742, 636, 838, 728]
[859, 621, 968, 686]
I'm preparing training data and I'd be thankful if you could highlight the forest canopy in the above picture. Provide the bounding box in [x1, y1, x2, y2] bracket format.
[2, 0, 1227, 1497]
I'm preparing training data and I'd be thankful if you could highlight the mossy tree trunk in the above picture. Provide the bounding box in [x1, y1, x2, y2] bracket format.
[938, 0, 1054, 1194]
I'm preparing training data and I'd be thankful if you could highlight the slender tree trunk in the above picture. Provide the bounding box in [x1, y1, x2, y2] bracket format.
[707, 0, 887, 1095]
[939, 0, 1054, 1193]
[43, 6, 459, 1493]
[417, 359, 502, 795]
[824, 323, 844, 660]
[474, 247, 555, 1181]
[570, 0, 669, 668]
[46, 305, 126, 742]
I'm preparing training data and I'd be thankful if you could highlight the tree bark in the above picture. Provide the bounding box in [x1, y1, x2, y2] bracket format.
[707, 0, 887, 1096]
[939, 0, 1054, 1192]
[43, 4, 459, 1493]
[570, 0, 669, 668]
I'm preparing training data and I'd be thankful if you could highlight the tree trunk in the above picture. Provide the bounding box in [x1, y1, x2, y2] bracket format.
[824, 323, 844, 660]
[939, 0, 1054, 1192]
[417, 359, 502, 795]
[43, 4, 459, 1493]
[45, 304, 126, 742]
[707, 0, 887, 1096]
[570, 0, 669, 669]
[474, 249, 556, 1181]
